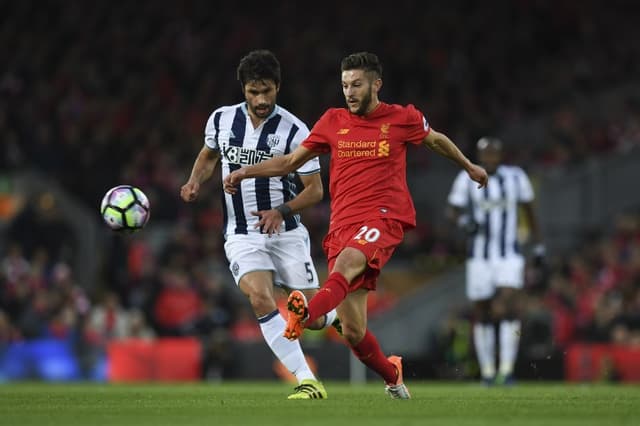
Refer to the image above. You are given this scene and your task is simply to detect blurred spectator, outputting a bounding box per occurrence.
[431,307,476,380]
[544,212,640,347]
[87,292,132,340]
[152,267,203,336]
[612,288,640,346]
[6,193,75,262]
[229,306,263,343]
[0,310,20,350]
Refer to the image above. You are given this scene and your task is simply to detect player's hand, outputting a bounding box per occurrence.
[251,209,283,236]
[467,164,488,188]
[180,181,200,202]
[223,169,246,194]
[457,214,480,236]
[532,243,546,267]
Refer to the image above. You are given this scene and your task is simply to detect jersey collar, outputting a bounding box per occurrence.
[241,103,280,121]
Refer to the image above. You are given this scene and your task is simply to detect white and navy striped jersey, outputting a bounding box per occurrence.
[448,165,534,260]
[204,102,320,238]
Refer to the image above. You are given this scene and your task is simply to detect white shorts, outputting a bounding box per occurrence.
[465,256,525,301]
[224,224,320,290]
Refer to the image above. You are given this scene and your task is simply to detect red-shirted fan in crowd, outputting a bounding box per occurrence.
[224,52,488,399]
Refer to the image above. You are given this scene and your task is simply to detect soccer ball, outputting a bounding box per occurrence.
[100,185,150,232]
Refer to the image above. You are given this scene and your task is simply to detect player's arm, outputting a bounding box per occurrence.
[446,204,481,237]
[180,145,220,202]
[281,172,323,213]
[445,172,479,235]
[252,172,323,235]
[516,169,544,260]
[423,130,488,188]
[521,201,545,262]
[445,204,463,225]
[223,145,318,194]
[521,202,541,244]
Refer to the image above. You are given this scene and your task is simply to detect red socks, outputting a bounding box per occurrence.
[307,272,396,384]
[350,330,397,384]
[306,272,349,324]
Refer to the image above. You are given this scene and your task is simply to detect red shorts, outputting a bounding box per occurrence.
[322,218,405,291]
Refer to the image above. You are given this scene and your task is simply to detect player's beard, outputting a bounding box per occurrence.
[349,88,373,116]
[250,103,274,119]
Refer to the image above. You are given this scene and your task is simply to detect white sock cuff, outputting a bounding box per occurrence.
[323,309,338,329]
[257,309,280,324]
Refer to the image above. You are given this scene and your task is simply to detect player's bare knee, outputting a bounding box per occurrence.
[497,287,517,301]
[491,299,506,320]
[247,290,277,317]
[474,299,492,323]
[495,287,520,319]
[341,323,366,346]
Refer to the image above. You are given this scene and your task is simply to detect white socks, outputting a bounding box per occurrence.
[473,323,496,379]
[474,320,521,379]
[258,310,316,383]
[499,320,521,376]
[324,309,338,329]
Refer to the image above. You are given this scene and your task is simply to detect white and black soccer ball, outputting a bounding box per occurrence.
[100,185,150,232]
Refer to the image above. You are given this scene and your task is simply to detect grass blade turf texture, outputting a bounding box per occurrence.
[0,382,638,426]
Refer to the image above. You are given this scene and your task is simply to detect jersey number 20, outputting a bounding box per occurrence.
[353,226,381,242]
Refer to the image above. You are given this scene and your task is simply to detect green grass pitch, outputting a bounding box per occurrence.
[0,382,638,426]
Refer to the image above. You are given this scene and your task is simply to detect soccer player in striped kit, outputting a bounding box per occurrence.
[224,52,487,399]
[447,137,544,385]
[181,50,337,399]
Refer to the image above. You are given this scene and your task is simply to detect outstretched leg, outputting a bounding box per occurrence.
[338,290,409,399]
[284,247,366,339]
[240,272,319,389]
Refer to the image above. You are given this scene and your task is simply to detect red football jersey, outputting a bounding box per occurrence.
[302,102,430,231]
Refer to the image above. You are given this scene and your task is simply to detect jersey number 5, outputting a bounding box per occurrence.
[304,262,314,283]
[353,226,381,242]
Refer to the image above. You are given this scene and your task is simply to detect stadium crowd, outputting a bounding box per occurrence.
[1,0,640,379]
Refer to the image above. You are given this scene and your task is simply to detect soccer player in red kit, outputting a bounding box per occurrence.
[224,52,488,399]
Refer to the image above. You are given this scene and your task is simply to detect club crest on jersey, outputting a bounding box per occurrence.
[378,140,390,157]
[231,262,240,276]
[266,134,280,147]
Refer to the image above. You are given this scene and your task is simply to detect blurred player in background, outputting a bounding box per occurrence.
[181,50,338,399]
[447,137,544,385]
[224,52,487,399]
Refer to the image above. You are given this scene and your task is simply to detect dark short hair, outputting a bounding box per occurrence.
[341,52,383,79]
[237,50,281,87]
